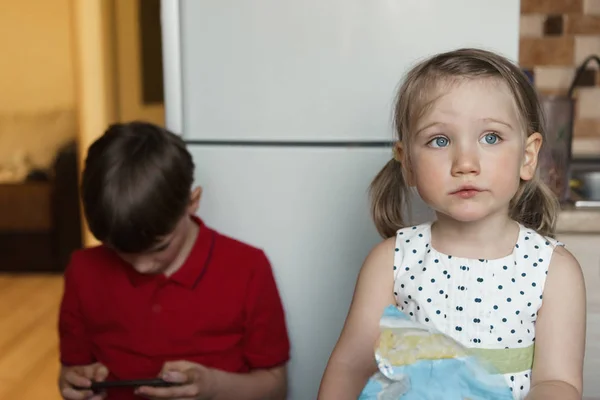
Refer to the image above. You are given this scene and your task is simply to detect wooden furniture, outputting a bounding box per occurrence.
[0,142,82,272]
[0,182,55,271]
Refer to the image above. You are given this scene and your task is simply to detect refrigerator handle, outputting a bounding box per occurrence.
[161,0,184,134]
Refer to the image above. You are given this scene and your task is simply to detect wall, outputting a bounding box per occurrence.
[0,0,77,175]
[520,0,600,154]
[71,0,119,247]
[0,0,75,113]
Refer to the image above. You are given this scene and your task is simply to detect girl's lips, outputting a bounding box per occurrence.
[452,189,481,199]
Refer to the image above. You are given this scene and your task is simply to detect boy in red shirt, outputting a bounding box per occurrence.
[58,122,290,400]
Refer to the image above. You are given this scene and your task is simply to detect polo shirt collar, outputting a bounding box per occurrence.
[126,215,215,289]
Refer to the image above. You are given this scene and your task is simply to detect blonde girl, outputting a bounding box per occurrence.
[318,48,585,400]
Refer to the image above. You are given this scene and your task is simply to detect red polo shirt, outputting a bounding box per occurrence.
[58,217,290,399]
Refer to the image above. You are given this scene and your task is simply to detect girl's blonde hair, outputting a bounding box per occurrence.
[370,48,560,239]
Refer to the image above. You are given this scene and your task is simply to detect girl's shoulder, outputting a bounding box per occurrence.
[515,223,564,252]
[394,222,433,242]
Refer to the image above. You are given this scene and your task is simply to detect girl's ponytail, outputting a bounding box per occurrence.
[369,158,410,238]
[510,176,559,238]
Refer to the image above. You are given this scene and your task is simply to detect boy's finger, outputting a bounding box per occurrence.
[136,383,195,399]
[161,360,193,372]
[162,370,189,383]
[94,364,109,381]
[64,370,92,388]
[61,387,93,400]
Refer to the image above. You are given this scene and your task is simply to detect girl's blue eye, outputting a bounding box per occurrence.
[430,137,449,148]
[482,133,500,144]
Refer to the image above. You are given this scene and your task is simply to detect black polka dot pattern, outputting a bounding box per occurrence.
[391,222,564,399]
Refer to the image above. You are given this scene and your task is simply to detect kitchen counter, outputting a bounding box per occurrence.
[557,205,600,234]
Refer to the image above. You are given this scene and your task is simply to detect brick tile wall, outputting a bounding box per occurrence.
[520,0,600,139]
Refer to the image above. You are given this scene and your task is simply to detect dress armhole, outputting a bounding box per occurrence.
[393,230,405,281]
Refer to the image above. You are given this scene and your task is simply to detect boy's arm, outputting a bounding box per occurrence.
[59,253,97,362]
[58,253,94,366]
[137,250,289,400]
[58,253,107,398]
[195,249,290,399]
[208,364,287,400]
[241,250,290,371]
[137,361,286,400]
[318,238,396,399]
[526,245,586,400]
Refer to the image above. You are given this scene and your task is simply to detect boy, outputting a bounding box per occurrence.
[58,122,290,400]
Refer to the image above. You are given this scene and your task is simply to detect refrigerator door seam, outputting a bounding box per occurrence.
[184,140,393,148]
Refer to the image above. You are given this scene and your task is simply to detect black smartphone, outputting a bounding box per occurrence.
[74,378,179,391]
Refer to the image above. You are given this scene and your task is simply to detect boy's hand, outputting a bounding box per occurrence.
[59,362,109,400]
[135,360,217,400]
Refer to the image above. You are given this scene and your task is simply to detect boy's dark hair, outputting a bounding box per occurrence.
[81,121,195,253]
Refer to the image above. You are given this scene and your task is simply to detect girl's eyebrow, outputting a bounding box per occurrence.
[415,121,444,136]
[416,118,513,135]
[480,117,513,129]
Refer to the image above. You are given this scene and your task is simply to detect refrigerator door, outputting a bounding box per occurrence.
[187,145,433,399]
[174,0,519,142]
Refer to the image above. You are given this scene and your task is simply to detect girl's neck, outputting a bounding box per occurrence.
[430,212,520,260]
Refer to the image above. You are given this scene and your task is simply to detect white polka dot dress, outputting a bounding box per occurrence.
[392,222,562,400]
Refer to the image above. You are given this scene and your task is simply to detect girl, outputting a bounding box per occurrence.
[318,48,586,400]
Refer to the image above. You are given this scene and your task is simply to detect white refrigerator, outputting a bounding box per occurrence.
[160,1,520,398]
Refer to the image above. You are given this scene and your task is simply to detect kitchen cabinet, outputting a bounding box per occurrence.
[556,233,600,399]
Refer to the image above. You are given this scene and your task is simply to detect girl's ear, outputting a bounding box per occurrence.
[521,133,543,181]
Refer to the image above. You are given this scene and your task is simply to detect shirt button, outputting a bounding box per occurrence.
[152,304,162,313]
